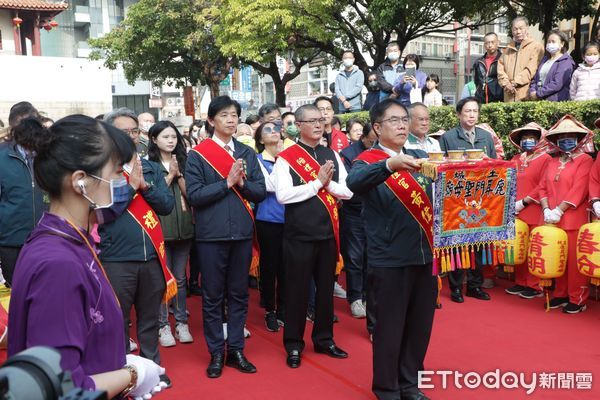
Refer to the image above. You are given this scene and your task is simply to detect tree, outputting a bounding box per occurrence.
[292,0,505,83]
[89,0,231,97]
[212,0,327,106]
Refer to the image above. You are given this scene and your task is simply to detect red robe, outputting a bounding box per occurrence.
[539,153,593,304]
[512,151,551,289]
[589,156,600,203]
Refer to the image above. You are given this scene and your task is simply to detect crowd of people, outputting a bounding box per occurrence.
[330,17,599,112]
[0,15,599,400]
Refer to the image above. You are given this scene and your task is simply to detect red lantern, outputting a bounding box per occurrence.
[43,23,52,31]
[50,20,58,28]
[12,16,23,28]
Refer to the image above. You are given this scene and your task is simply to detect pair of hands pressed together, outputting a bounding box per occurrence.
[227,159,246,189]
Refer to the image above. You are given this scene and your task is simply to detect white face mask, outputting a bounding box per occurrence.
[584,55,599,65]
[546,42,561,54]
[343,59,354,68]
[388,51,400,62]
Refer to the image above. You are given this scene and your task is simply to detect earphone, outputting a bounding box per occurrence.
[77,180,87,194]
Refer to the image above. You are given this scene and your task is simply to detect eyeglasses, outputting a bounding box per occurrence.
[122,128,140,135]
[262,126,282,135]
[318,107,333,112]
[376,117,409,126]
[298,118,327,125]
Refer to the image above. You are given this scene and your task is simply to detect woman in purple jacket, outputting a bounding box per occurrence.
[530,30,575,101]
[8,116,165,399]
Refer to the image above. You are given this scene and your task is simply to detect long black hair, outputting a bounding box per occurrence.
[146,120,188,175]
[25,115,135,199]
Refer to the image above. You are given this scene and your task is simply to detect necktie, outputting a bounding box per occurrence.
[224,144,233,155]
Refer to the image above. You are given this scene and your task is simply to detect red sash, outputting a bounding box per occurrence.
[278,144,341,256]
[123,172,177,303]
[191,139,260,277]
[355,149,433,249]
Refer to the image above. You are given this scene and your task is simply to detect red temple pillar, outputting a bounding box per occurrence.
[183,86,195,117]
[12,12,22,55]
[32,12,41,56]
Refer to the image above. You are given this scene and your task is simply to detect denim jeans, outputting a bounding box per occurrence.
[159,240,192,326]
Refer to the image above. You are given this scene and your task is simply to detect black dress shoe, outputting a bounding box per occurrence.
[450,289,464,303]
[225,350,257,373]
[286,350,301,368]
[466,287,491,300]
[206,353,224,378]
[314,344,348,359]
[402,390,431,400]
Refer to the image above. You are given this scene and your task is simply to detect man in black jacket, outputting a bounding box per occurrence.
[473,32,503,104]
[186,96,266,378]
[101,108,175,387]
[347,99,436,400]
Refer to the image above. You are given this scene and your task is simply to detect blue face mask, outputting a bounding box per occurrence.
[557,138,577,152]
[83,176,131,225]
[520,138,538,151]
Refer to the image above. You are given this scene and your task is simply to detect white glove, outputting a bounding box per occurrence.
[515,200,525,214]
[544,207,563,224]
[126,354,165,399]
[593,202,600,218]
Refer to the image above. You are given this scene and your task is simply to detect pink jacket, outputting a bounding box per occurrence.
[569,62,600,101]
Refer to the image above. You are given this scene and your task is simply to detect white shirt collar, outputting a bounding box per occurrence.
[212,135,235,153]
[378,143,401,157]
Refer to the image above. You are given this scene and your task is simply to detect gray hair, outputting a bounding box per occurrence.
[512,16,529,27]
[103,107,138,127]
[294,104,320,122]
[407,102,428,118]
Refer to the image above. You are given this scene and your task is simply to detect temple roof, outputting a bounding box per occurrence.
[0,0,68,11]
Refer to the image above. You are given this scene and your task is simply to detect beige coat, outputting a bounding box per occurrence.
[497,37,544,102]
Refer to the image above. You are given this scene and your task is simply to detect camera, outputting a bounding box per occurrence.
[0,346,107,400]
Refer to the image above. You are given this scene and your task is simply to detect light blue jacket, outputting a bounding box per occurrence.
[335,66,364,112]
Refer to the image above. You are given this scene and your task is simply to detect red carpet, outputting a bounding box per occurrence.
[145,277,600,399]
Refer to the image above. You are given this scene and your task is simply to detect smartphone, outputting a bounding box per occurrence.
[406,66,416,78]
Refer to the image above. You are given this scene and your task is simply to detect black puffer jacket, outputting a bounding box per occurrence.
[473,51,503,104]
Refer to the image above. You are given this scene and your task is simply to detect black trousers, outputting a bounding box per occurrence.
[283,238,336,353]
[447,250,484,291]
[198,240,252,355]
[0,245,22,287]
[371,265,436,400]
[365,267,377,334]
[340,207,367,304]
[256,221,285,313]
[104,259,166,364]
[189,238,201,285]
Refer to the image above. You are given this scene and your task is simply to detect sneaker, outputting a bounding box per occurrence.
[265,312,279,332]
[175,323,194,343]
[244,325,251,338]
[276,310,285,327]
[547,297,569,309]
[128,338,138,352]
[333,282,347,299]
[223,323,228,341]
[306,308,315,322]
[505,285,527,295]
[563,302,587,314]
[519,288,543,299]
[159,374,172,389]
[482,278,496,289]
[159,325,176,347]
[350,300,366,319]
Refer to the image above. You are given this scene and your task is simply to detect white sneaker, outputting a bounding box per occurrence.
[223,323,228,341]
[244,325,251,338]
[159,325,176,347]
[128,338,138,352]
[350,299,366,319]
[333,282,347,299]
[175,323,194,343]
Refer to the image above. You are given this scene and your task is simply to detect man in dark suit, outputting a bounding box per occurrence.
[347,99,436,400]
[185,96,266,378]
